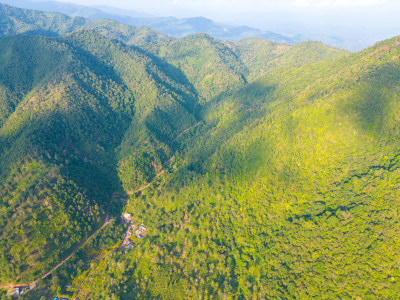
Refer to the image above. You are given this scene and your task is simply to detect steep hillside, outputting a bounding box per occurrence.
[155,33,247,101]
[236,37,348,80]
[0,31,197,285]
[0,3,346,103]
[54,36,400,299]
[153,35,347,102]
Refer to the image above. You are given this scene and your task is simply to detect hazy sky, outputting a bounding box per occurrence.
[53,0,399,29]
[55,0,398,15]
[50,0,400,46]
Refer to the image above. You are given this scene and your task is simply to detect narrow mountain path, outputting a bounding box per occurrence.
[0,194,116,293]
[33,220,111,284]
[0,221,110,291]
[2,106,202,296]
[35,190,119,282]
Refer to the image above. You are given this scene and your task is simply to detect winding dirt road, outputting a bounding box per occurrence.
[0,196,116,293]
[1,111,201,296]
[34,220,111,283]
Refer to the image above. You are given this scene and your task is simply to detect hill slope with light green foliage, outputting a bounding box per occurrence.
[1,3,400,299]
[235,37,347,80]
[33,36,400,299]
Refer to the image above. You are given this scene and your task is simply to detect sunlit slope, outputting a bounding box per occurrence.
[154,33,247,101]
[1,3,399,297]
[172,35,400,297]
[67,35,400,299]
[236,37,348,80]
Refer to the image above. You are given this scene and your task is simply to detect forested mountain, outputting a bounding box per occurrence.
[0,3,172,48]
[153,33,247,101]
[55,34,400,299]
[235,38,347,80]
[0,2,400,299]
[0,30,197,286]
[153,35,346,101]
[0,0,297,44]
[0,4,346,103]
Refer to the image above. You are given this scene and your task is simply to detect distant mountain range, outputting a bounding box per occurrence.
[2,1,400,299]
[0,0,301,44]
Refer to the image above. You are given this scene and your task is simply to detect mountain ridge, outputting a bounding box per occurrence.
[0,30,198,285]
[0,2,173,48]
[1,3,400,298]
[0,0,298,44]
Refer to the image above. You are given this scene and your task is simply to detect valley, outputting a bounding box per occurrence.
[0,2,400,299]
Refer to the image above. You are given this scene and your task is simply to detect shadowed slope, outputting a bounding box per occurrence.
[0,31,198,285]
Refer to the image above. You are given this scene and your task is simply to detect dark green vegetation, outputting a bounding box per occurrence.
[1,3,400,299]
[0,29,196,285]
[154,33,247,101]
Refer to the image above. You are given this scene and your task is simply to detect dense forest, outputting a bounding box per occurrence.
[1,3,400,299]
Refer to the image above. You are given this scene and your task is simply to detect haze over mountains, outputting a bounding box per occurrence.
[1,1,400,299]
[0,0,298,44]
[1,0,399,51]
